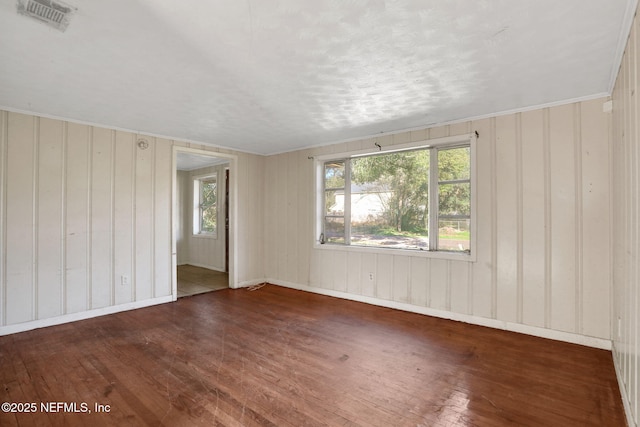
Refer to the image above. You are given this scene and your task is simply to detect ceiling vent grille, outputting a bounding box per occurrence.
[17,0,75,32]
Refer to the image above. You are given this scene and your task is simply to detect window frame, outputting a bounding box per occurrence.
[192,172,219,238]
[314,133,477,261]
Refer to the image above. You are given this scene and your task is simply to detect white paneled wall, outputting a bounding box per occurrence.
[0,113,171,325]
[612,6,640,426]
[0,111,264,333]
[264,97,612,345]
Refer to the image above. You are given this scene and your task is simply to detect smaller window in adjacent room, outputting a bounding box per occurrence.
[317,133,475,257]
[193,173,218,236]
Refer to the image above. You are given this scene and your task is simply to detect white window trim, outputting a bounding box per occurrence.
[314,133,477,262]
[192,171,219,239]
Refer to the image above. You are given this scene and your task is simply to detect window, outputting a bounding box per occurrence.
[193,173,218,236]
[318,134,475,255]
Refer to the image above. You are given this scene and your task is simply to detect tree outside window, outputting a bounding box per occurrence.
[321,139,472,253]
[193,174,217,236]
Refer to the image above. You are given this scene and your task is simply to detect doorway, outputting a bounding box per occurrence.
[172,147,237,299]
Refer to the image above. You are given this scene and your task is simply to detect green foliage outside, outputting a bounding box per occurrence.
[438,147,471,217]
[350,147,470,234]
[201,180,217,233]
[351,150,430,233]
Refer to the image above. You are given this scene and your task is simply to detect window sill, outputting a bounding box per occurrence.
[313,242,475,262]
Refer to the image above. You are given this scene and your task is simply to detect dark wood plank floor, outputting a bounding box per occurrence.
[0,285,626,426]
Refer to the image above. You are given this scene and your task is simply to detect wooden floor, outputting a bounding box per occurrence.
[0,285,625,426]
[177,264,228,298]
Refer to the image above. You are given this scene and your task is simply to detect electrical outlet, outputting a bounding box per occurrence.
[368,272,374,281]
[121,275,129,286]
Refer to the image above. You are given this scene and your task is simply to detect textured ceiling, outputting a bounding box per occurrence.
[176,152,229,171]
[0,0,636,155]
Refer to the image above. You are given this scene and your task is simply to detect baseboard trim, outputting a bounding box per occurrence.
[268,279,612,350]
[0,296,174,336]
[612,343,636,427]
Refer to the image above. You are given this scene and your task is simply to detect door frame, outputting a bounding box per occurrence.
[171,146,238,300]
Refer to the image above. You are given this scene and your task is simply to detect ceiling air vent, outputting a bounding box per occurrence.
[17,0,76,32]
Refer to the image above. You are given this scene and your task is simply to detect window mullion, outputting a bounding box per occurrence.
[344,158,352,245]
[199,181,205,233]
[429,148,439,251]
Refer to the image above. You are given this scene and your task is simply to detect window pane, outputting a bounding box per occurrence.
[201,206,217,233]
[438,219,470,251]
[324,190,344,216]
[349,150,429,250]
[324,217,345,243]
[438,182,470,217]
[201,180,217,207]
[438,147,470,181]
[324,161,345,189]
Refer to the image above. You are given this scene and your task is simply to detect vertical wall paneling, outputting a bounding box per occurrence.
[392,255,410,304]
[515,114,524,324]
[264,156,277,280]
[495,114,518,323]
[346,252,361,295]
[630,31,636,406]
[37,118,64,320]
[246,152,265,283]
[90,128,113,309]
[360,252,376,297]
[630,31,637,423]
[32,117,39,320]
[449,260,469,315]
[625,44,632,397]
[6,113,35,324]
[114,132,133,305]
[134,136,153,301]
[376,254,393,301]
[286,151,298,284]
[332,251,348,293]
[154,139,171,298]
[573,104,584,334]
[60,123,67,315]
[0,112,6,325]
[297,151,311,285]
[111,131,117,306]
[612,3,640,425]
[543,108,552,329]
[521,110,546,328]
[489,118,498,319]
[151,139,156,298]
[175,170,188,265]
[625,39,634,398]
[65,123,89,314]
[470,118,493,319]
[234,154,244,282]
[410,256,428,306]
[549,104,577,333]
[276,154,287,280]
[581,99,611,339]
[87,127,93,310]
[429,259,447,310]
[621,33,630,401]
[317,250,331,289]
